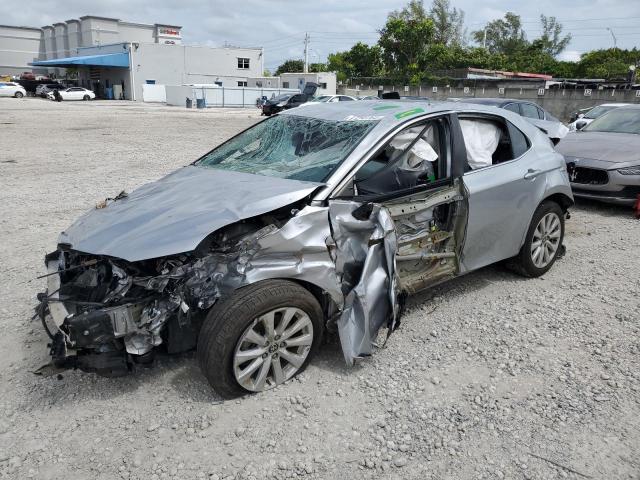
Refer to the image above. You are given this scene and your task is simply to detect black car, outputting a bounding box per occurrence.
[262,82,319,116]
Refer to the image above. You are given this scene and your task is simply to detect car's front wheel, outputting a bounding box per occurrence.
[14,92,23,98]
[197,280,323,398]
[509,201,565,277]
[83,95,90,101]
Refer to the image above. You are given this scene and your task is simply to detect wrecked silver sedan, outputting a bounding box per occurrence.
[37,100,573,397]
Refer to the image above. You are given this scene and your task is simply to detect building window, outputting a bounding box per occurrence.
[320,83,327,89]
[283,82,289,88]
[237,58,250,69]
[237,81,248,87]
[256,81,263,87]
[214,81,223,87]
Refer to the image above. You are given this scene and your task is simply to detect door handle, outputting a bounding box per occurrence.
[524,168,541,180]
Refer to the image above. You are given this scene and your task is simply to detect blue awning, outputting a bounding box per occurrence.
[31,52,129,68]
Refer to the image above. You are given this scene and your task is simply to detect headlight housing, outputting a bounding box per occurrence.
[617,166,640,175]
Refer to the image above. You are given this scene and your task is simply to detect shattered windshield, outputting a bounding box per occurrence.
[196,114,379,182]
[583,109,640,135]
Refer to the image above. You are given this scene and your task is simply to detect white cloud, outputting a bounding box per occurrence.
[1,0,639,69]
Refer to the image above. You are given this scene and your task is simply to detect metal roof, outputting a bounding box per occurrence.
[31,52,129,68]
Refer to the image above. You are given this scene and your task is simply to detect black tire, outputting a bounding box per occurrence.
[197,280,324,398]
[14,92,23,98]
[508,201,565,278]
[83,95,90,101]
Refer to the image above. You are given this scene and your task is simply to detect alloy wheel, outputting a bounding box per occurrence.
[233,307,313,392]
[530,212,561,268]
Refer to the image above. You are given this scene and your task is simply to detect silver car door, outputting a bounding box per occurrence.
[327,114,468,365]
[459,113,546,273]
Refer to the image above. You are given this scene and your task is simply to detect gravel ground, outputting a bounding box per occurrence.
[0,98,639,480]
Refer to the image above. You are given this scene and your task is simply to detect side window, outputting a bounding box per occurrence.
[521,103,541,119]
[329,97,340,103]
[506,121,530,157]
[460,116,531,171]
[349,119,449,196]
[290,94,304,103]
[536,106,545,120]
[339,96,354,101]
[504,103,520,115]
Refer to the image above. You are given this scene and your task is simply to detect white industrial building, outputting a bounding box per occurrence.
[1,15,264,100]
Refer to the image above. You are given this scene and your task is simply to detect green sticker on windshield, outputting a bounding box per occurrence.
[395,107,425,119]
[373,104,400,111]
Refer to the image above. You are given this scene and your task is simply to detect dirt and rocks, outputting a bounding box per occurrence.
[0,98,638,480]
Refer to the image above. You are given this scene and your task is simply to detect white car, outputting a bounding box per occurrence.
[309,95,357,103]
[568,103,632,131]
[47,87,96,101]
[0,82,27,98]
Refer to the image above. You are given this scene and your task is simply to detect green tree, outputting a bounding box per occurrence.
[275,59,304,75]
[429,0,465,46]
[327,51,353,82]
[575,48,640,79]
[472,12,527,56]
[538,15,571,56]
[378,0,435,81]
[309,63,327,73]
[327,43,383,81]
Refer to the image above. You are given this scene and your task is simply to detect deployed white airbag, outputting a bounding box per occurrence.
[460,119,501,169]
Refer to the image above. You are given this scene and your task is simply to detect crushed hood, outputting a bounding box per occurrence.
[59,166,321,262]
[556,131,640,167]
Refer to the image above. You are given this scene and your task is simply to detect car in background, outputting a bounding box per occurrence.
[459,98,568,143]
[358,95,379,100]
[261,82,319,116]
[568,106,593,123]
[38,100,572,397]
[308,94,356,103]
[0,82,26,98]
[568,103,632,131]
[556,105,640,206]
[36,83,66,98]
[47,87,95,101]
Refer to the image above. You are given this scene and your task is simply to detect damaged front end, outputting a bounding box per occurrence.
[37,220,286,376]
[39,249,200,376]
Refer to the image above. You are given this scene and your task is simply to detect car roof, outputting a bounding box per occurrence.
[460,98,534,107]
[279,99,524,130]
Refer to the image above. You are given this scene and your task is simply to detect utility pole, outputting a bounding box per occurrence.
[606,27,617,49]
[303,33,309,73]
[482,28,487,49]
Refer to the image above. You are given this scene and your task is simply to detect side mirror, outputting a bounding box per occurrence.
[577,113,585,119]
[576,121,587,131]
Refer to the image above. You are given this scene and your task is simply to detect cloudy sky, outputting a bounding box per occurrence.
[2,0,639,71]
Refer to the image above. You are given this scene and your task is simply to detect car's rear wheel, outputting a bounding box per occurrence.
[197,280,323,398]
[508,201,564,277]
[14,92,23,98]
[83,95,90,101]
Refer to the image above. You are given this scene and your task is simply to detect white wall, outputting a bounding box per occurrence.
[142,83,166,102]
[131,43,263,101]
[0,26,42,75]
[279,72,336,95]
